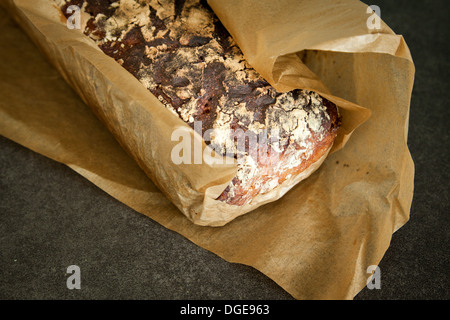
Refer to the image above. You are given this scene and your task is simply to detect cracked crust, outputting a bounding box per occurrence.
[57,0,341,206]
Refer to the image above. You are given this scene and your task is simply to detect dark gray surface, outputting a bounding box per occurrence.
[1,0,449,300]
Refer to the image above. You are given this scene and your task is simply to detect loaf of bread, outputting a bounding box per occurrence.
[56,0,341,206]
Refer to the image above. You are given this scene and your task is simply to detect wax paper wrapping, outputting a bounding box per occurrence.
[0,0,415,300]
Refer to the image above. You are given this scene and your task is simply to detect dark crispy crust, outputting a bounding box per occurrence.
[59,0,341,206]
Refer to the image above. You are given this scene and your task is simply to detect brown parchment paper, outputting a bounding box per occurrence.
[0,0,415,299]
[0,0,238,227]
[1,0,369,227]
